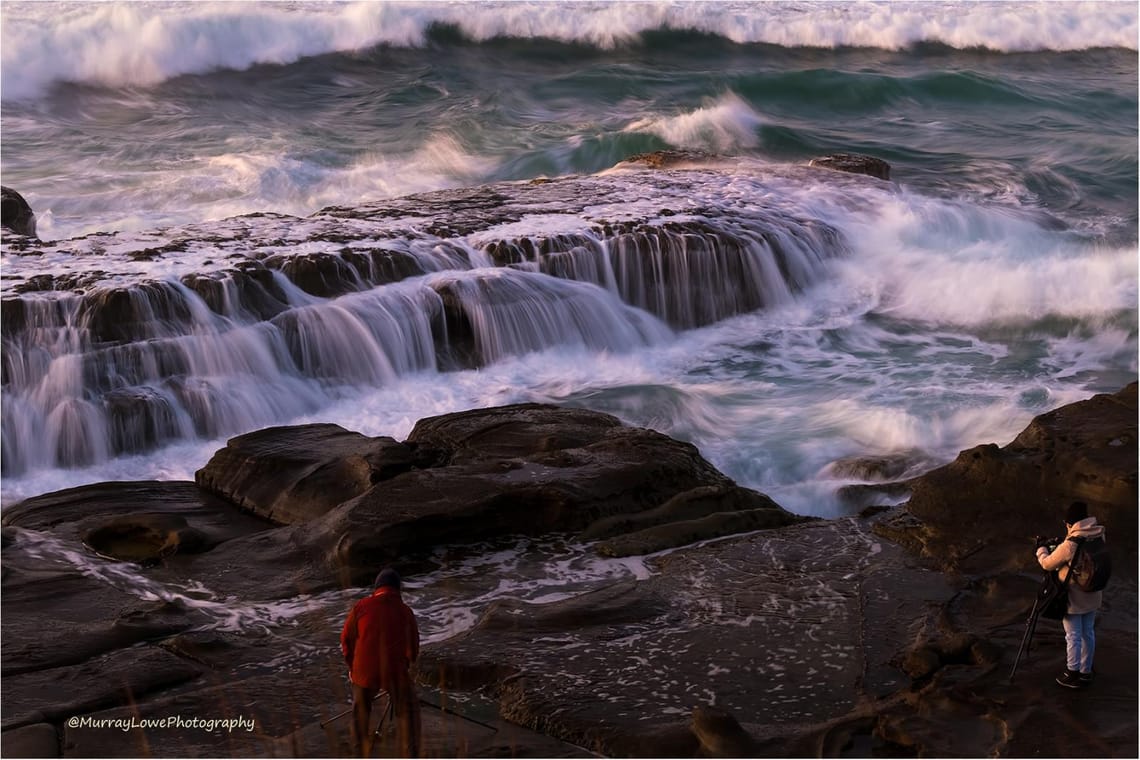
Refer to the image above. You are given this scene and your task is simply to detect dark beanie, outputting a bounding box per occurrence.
[1064,501,1088,524]
[375,567,401,590]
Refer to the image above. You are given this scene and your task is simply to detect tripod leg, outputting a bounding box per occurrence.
[370,691,393,758]
[1009,598,1043,683]
[373,698,393,739]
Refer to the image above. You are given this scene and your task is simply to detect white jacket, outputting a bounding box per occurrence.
[1036,516,1105,615]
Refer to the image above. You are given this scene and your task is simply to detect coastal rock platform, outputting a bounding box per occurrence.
[2,388,1136,758]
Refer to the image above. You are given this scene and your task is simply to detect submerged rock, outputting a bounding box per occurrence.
[821,449,934,482]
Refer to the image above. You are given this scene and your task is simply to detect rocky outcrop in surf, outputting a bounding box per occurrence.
[808,153,892,181]
[192,404,813,587]
[1,186,36,238]
[1,161,858,475]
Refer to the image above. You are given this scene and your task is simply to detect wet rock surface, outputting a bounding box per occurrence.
[310,404,740,585]
[0,162,851,318]
[808,153,892,181]
[1,186,37,238]
[195,424,435,525]
[422,517,953,756]
[3,481,274,562]
[2,392,1138,757]
[0,533,211,682]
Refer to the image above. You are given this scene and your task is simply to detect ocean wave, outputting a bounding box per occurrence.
[623,92,765,153]
[835,193,1140,327]
[3,1,1136,101]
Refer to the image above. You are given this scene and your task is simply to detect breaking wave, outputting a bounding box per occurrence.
[3,1,1136,100]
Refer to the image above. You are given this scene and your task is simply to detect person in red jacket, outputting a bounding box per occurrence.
[340,567,421,757]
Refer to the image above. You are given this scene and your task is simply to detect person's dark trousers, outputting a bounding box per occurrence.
[351,684,379,757]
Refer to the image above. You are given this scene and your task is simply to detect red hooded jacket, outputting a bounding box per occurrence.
[340,587,420,690]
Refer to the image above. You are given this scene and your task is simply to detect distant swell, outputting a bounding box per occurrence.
[3,1,1136,100]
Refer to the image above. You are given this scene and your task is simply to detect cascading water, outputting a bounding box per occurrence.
[1,166,853,476]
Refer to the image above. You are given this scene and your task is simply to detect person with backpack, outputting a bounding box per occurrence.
[341,567,422,757]
[1035,501,1109,689]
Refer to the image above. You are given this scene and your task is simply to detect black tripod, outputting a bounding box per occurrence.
[1008,560,1075,682]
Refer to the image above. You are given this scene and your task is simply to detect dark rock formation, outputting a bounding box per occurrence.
[824,451,936,513]
[1,186,36,238]
[2,481,275,558]
[312,404,745,584]
[808,153,891,181]
[7,403,790,601]
[263,251,364,298]
[195,424,437,525]
[75,282,196,343]
[192,404,744,587]
[583,484,814,557]
[581,483,788,540]
[182,265,291,322]
[406,403,623,465]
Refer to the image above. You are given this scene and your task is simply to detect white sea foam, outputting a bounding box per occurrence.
[3,1,1135,101]
[836,190,1140,326]
[624,92,765,153]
